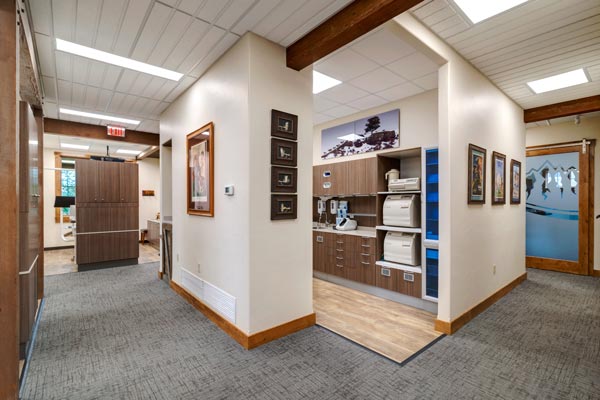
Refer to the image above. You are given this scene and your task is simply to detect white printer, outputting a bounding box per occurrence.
[384,232,420,266]
[388,177,420,192]
[383,195,420,227]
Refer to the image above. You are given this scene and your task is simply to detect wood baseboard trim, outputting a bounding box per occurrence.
[593,270,600,277]
[170,280,315,349]
[435,272,527,335]
[158,271,163,280]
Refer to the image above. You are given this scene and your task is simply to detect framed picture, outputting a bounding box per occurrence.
[271,138,297,167]
[271,195,297,220]
[468,144,486,204]
[492,152,506,205]
[271,109,298,140]
[187,122,214,216]
[271,166,297,193]
[510,159,521,204]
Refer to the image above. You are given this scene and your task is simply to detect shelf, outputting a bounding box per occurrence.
[376,225,421,233]
[312,194,376,198]
[347,213,376,217]
[377,191,421,195]
[376,260,422,273]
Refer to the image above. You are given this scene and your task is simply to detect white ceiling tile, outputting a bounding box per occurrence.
[52,0,76,41]
[147,11,192,66]
[129,97,149,115]
[163,19,211,70]
[107,92,127,113]
[142,77,169,99]
[130,2,172,61]
[30,0,52,35]
[314,95,340,113]
[71,83,86,105]
[55,52,72,81]
[231,0,283,36]
[35,33,56,77]
[141,99,161,117]
[413,72,438,90]
[265,0,326,43]
[160,0,178,6]
[154,102,171,115]
[314,112,334,125]
[215,0,254,30]
[352,28,417,65]
[326,104,360,119]
[197,0,230,24]
[116,70,140,93]
[153,80,178,101]
[347,95,389,110]
[113,0,152,57]
[136,120,160,133]
[71,57,90,85]
[378,82,424,102]
[75,0,102,46]
[177,0,203,15]
[319,84,370,103]
[43,102,58,119]
[102,66,122,90]
[42,76,57,102]
[421,5,455,26]
[120,95,138,114]
[386,52,440,80]
[87,61,107,87]
[129,74,153,97]
[84,86,100,109]
[252,0,304,38]
[315,49,379,81]
[177,26,226,73]
[96,90,113,110]
[350,67,406,93]
[95,0,128,52]
[57,80,72,105]
[188,33,239,78]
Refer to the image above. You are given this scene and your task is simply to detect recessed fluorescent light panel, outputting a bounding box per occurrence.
[56,38,183,81]
[116,149,142,155]
[313,71,342,94]
[59,108,140,125]
[453,0,529,24]
[527,69,589,94]
[61,143,89,150]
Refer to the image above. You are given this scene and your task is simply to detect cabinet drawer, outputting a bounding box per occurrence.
[398,271,422,298]
[375,266,398,292]
[358,237,375,253]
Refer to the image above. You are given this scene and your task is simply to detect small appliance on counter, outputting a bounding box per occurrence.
[385,168,400,182]
[384,232,420,265]
[336,217,357,231]
[388,177,420,192]
[336,200,348,226]
[383,195,420,227]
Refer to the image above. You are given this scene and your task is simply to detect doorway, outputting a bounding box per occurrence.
[525,140,594,275]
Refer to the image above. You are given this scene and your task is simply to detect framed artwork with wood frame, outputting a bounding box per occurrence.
[271,166,297,193]
[468,144,486,204]
[491,151,506,205]
[187,122,214,217]
[510,159,521,204]
[271,138,297,167]
[271,194,297,220]
[271,109,298,140]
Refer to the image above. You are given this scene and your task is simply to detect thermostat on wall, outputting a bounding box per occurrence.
[224,185,234,196]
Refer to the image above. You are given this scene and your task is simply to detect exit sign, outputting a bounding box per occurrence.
[107,125,126,137]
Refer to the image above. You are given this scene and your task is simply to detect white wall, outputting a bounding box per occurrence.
[526,115,600,271]
[313,89,438,165]
[43,148,64,249]
[160,33,313,334]
[395,14,526,322]
[138,158,160,229]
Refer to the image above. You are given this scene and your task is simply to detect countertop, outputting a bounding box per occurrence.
[312,224,376,238]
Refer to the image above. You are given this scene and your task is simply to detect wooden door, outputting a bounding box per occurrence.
[313,232,326,272]
[98,161,121,203]
[119,163,139,203]
[526,141,594,275]
[365,157,378,194]
[76,159,98,203]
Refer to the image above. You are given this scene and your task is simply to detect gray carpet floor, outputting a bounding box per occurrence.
[22,264,599,400]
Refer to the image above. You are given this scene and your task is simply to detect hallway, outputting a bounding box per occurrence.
[22,265,599,400]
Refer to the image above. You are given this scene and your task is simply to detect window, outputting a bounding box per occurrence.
[54,154,81,222]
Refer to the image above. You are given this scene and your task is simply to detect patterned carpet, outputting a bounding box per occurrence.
[22,264,599,399]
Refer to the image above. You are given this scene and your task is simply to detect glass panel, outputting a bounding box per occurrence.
[526,152,579,261]
[425,248,438,298]
[425,148,439,241]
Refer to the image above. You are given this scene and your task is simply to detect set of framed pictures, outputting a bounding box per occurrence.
[270,110,298,220]
[468,143,521,205]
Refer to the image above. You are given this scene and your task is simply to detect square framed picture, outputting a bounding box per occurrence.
[510,159,521,204]
[271,138,297,167]
[271,166,297,193]
[271,195,297,220]
[492,151,506,205]
[187,122,214,216]
[468,144,486,204]
[271,109,298,140]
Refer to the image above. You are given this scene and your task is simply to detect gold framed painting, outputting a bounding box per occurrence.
[187,122,214,217]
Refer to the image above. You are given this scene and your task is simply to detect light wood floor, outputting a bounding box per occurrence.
[313,278,442,364]
[44,244,161,276]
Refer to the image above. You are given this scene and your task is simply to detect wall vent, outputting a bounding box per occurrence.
[181,268,236,323]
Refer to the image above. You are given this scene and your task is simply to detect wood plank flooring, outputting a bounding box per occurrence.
[313,278,441,364]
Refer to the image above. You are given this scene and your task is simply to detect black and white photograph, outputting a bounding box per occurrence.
[271,166,297,193]
[271,195,297,220]
[271,109,298,140]
[271,138,297,167]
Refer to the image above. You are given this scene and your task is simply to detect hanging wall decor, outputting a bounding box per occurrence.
[492,151,506,205]
[271,166,297,193]
[271,194,297,220]
[187,122,214,216]
[468,143,486,204]
[510,159,521,204]
[271,109,298,141]
[270,109,298,220]
[271,137,297,167]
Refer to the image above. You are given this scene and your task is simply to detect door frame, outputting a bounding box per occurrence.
[526,140,594,275]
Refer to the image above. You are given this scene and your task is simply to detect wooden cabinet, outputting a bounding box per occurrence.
[76,160,139,204]
[119,163,139,203]
[346,158,378,195]
[376,265,399,292]
[98,161,121,203]
[313,158,376,196]
[398,271,422,298]
[76,159,99,203]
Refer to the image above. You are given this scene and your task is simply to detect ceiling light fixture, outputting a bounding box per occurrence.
[56,38,183,81]
[313,71,342,94]
[116,149,142,155]
[60,108,140,125]
[62,160,76,165]
[453,0,529,24]
[527,69,589,94]
[60,142,90,150]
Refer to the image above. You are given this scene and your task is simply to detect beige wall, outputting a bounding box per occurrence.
[313,89,438,165]
[138,158,160,229]
[395,14,526,322]
[526,115,600,270]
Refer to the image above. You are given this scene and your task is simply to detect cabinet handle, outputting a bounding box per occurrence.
[361,262,370,265]
[336,257,343,260]
[361,253,370,257]
[336,241,344,244]
[336,249,344,252]
[361,244,370,248]
[336,264,343,268]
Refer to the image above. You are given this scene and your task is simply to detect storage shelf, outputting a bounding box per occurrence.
[377,191,421,195]
[376,225,421,233]
[347,213,376,217]
[376,260,422,273]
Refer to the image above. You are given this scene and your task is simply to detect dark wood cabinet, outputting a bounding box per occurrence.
[119,163,139,203]
[98,161,121,203]
[76,159,99,203]
[376,265,399,292]
[346,158,377,195]
[313,157,377,197]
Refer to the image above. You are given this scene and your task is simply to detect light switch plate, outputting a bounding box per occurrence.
[224,185,234,196]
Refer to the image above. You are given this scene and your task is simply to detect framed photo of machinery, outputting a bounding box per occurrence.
[271,109,298,141]
[271,194,297,220]
[271,166,297,193]
[271,138,297,167]
[187,122,214,217]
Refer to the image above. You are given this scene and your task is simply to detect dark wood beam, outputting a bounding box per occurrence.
[0,1,20,398]
[524,95,600,123]
[44,118,159,146]
[286,0,424,71]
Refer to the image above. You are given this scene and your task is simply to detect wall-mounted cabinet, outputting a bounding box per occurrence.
[76,160,139,204]
[313,158,377,196]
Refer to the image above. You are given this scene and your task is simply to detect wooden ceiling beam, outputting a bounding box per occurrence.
[524,95,600,123]
[44,118,159,146]
[286,0,425,71]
